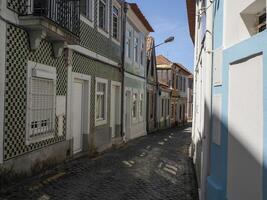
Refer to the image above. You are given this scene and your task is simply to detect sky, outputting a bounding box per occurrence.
[128,0,194,72]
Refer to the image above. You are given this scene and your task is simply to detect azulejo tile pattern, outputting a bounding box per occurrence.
[4,24,67,160]
[72,52,122,129]
[7,0,27,14]
[80,21,121,63]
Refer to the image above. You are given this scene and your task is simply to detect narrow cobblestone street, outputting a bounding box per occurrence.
[1,126,198,200]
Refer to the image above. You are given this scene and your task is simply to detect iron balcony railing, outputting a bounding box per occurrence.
[32,0,80,37]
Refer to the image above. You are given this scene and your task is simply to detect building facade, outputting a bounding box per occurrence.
[68,0,124,154]
[156,55,192,129]
[0,0,80,175]
[146,36,158,133]
[188,0,267,200]
[123,3,154,141]
[0,0,127,177]
[156,55,172,129]
[175,63,192,126]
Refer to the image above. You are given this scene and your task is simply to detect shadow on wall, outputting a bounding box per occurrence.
[191,102,265,200]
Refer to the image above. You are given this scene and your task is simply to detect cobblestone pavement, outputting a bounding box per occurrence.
[1,126,199,200]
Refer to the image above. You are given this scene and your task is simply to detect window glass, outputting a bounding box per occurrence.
[126,30,132,58]
[30,77,55,136]
[81,0,93,21]
[132,93,138,118]
[140,93,143,117]
[112,6,119,39]
[96,82,106,120]
[134,37,139,63]
[99,0,107,30]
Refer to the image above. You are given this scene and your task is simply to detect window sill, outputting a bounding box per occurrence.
[97,27,109,38]
[26,132,55,145]
[112,37,121,46]
[95,119,107,127]
[81,15,94,28]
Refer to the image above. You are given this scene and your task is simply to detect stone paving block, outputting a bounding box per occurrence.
[0,126,199,200]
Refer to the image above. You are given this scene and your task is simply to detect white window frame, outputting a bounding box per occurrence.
[26,61,57,145]
[257,9,266,33]
[133,32,139,65]
[140,33,145,68]
[112,0,121,45]
[97,0,110,38]
[125,25,133,62]
[161,98,165,119]
[139,91,144,121]
[95,77,109,126]
[132,89,138,123]
[80,0,95,28]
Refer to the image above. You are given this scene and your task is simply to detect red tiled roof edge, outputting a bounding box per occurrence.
[128,3,154,32]
[186,0,196,43]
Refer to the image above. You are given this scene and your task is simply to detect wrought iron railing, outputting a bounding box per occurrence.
[32,0,80,37]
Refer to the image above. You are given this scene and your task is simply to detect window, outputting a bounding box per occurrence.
[134,36,139,63]
[179,76,183,91]
[176,75,179,89]
[98,0,109,32]
[126,29,132,58]
[171,104,175,118]
[139,93,144,118]
[183,77,186,92]
[166,99,170,116]
[150,94,154,119]
[81,0,94,21]
[140,36,145,66]
[112,5,120,40]
[161,99,165,117]
[26,61,56,143]
[132,93,138,119]
[172,73,175,88]
[95,78,108,126]
[179,105,182,119]
[258,11,266,33]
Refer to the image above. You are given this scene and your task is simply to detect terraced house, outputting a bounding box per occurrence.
[68,0,124,154]
[123,3,154,141]
[0,0,127,175]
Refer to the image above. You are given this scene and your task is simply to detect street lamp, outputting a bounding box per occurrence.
[149,36,175,51]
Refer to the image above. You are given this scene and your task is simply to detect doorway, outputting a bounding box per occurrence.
[71,73,91,155]
[110,81,121,139]
[124,90,131,140]
[72,79,84,154]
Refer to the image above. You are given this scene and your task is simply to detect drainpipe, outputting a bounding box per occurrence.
[120,1,128,140]
[200,0,214,200]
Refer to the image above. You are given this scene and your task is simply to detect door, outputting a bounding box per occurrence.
[110,84,121,138]
[227,54,263,200]
[125,91,131,140]
[72,80,84,154]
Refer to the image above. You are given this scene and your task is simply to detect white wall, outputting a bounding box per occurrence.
[227,54,263,200]
[224,0,266,48]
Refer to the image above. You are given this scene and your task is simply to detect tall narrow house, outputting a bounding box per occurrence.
[123,3,154,141]
[146,36,158,133]
[0,0,125,176]
[68,0,124,154]
[0,0,80,174]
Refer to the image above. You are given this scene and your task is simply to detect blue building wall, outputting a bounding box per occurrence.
[207,0,267,199]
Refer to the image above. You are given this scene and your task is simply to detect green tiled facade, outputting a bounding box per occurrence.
[4,24,67,160]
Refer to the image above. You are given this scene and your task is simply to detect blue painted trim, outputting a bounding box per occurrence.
[208,30,267,200]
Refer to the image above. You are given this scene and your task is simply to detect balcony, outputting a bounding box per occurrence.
[19,0,80,57]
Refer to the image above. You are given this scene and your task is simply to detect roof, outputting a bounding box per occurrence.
[186,0,196,43]
[174,63,192,76]
[156,55,172,65]
[129,3,154,32]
